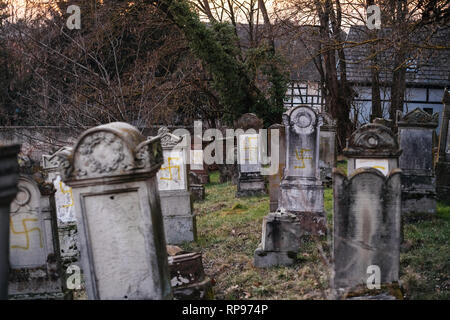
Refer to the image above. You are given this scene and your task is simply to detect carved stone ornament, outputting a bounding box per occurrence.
[344,123,401,158]
[284,105,322,136]
[42,146,73,179]
[397,107,439,128]
[58,122,163,181]
[157,126,183,149]
[320,112,337,130]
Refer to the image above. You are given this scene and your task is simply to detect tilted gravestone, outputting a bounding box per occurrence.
[155,127,196,244]
[58,122,172,300]
[268,124,286,212]
[8,175,64,299]
[435,89,450,204]
[397,108,439,221]
[335,124,402,292]
[254,106,324,267]
[0,145,20,299]
[319,112,336,187]
[236,113,266,197]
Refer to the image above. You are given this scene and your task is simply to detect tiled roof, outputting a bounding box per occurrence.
[343,25,450,87]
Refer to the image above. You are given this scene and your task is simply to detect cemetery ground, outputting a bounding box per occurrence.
[182,170,450,300]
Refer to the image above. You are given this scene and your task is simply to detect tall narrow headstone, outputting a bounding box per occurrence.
[0,145,20,299]
[8,175,64,299]
[254,106,324,267]
[156,127,196,244]
[268,124,286,212]
[236,113,266,197]
[278,106,325,235]
[42,147,83,297]
[397,108,439,221]
[436,89,450,204]
[335,124,402,291]
[319,113,336,186]
[59,122,172,300]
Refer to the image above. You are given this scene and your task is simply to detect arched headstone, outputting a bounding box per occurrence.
[59,122,172,300]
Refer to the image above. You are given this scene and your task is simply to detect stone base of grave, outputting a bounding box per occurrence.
[160,190,196,244]
[253,212,302,267]
[8,292,67,300]
[338,282,404,300]
[401,173,437,222]
[169,252,214,300]
[236,173,266,197]
[190,184,205,202]
[279,182,326,236]
[172,277,214,300]
[8,266,64,299]
[435,162,450,205]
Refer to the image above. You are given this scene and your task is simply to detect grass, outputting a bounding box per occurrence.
[181,171,450,300]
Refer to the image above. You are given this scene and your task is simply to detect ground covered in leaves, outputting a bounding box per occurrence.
[181,171,450,300]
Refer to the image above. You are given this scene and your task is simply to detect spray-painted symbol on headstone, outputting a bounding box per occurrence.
[60,182,74,208]
[294,148,312,169]
[10,217,43,250]
[160,157,181,181]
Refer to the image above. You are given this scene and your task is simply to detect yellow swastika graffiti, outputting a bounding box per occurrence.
[160,157,181,181]
[60,182,74,208]
[294,148,312,169]
[244,137,258,161]
[10,217,43,250]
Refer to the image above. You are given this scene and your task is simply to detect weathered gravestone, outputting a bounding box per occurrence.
[435,89,450,204]
[397,108,439,221]
[254,106,325,267]
[42,147,84,298]
[42,147,80,270]
[155,127,196,244]
[8,175,64,299]
[0,145,20,299]
[319,113,337,187]
[59,122,172,300]
[236,113,266,197]
[334,124,402,292]
[267,124,286,212]
[189,172,205,202]
[168,251,214,300]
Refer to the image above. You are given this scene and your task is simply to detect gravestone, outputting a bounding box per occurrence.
[58,122,172,300]
[334,124,402,291]
[8,175,64,299]
[397,108,439,221]
[344,124,402,176]
[155,127,196,244]
[278,106,325,235]
[189,172,205,202]
[435,89,450,204]
[254,106,324,267]
[319,113,336,187]
[236,113,266,197]
[190,134,210,185]
[42,147,80,271]
[0,144,20,299]
[268,124,286,212]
